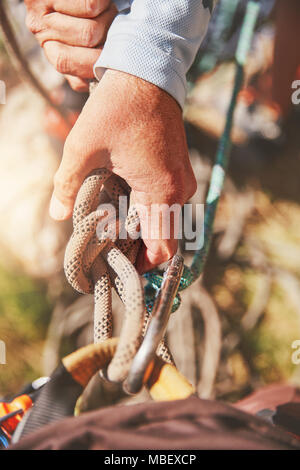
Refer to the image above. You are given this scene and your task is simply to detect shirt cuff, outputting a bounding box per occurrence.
[95,1,212,109]
[112,1,132,12]
[94,34,187,109]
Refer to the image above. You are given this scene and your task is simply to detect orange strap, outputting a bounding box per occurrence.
[62,338,195,401]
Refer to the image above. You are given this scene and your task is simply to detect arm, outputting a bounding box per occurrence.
[25,0,215,272]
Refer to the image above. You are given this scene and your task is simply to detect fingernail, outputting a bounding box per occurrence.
[49,195,69,220]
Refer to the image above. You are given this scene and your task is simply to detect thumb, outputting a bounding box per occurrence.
[136,239,178,274]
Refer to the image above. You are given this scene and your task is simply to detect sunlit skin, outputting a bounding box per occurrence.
[49,70,196,273]
[25,0,117,91]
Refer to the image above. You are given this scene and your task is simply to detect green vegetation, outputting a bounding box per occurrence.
[0,265,52,397]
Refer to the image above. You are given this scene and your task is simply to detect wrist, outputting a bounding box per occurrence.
[103,69,182,113]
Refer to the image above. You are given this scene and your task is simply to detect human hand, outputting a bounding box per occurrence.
[24,0,117,92]
[49,70,197,273]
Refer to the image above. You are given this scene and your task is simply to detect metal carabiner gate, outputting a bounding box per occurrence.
[124,254,184,395]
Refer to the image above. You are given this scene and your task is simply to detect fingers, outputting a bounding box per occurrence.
[52,0,111,18]
[35,8,116,48]
[134,201,181,273]
[64,75,90,93]
[25,0,117,83]
[43,41,102,78]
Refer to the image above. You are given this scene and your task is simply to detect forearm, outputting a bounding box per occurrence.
[95,0,216,108]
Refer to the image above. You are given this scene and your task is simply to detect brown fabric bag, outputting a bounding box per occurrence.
[11,396,300,450]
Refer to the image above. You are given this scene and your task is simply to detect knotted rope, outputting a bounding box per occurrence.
[64,169,172,383]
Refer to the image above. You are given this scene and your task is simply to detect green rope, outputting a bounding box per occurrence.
[145,0,261,314]
[198,0,240,74]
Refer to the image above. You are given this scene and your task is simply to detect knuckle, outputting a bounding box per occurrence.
[54,47,70,74]
[84,0,101,17]
[81,22,99,47]
[25,13,42,34]
[164,173,186,205]
[175,168,197,203]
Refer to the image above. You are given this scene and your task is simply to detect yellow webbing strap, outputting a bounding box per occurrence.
[147,357,195,401]
[62,338,194,401]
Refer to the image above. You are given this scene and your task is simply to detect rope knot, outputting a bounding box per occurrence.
[64,169,146,382]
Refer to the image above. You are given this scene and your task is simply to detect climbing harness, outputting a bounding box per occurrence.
[15,338,194,440]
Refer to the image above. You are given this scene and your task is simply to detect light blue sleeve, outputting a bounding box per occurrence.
[94,1,215,109]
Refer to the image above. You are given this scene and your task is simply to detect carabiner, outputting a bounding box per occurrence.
[123,254,184,395]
